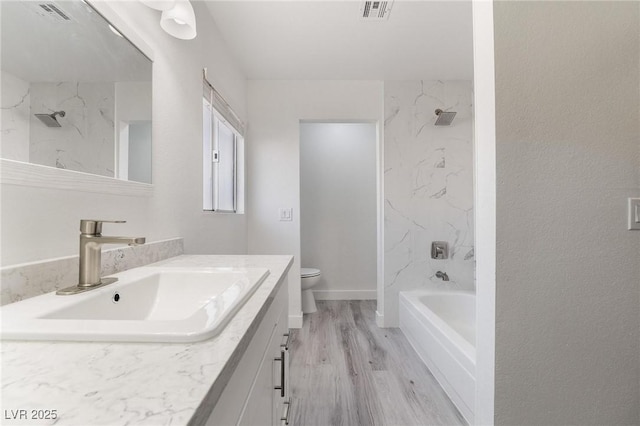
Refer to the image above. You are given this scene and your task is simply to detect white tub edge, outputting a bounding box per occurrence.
[399,290,476,424]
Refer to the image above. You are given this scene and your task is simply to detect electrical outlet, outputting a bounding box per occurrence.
[279,208,293,222]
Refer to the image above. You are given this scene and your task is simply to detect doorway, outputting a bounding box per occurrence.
[299,121,378,301]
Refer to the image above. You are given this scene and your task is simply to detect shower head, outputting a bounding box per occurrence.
[434,109,456,126]
[35,111,66,127]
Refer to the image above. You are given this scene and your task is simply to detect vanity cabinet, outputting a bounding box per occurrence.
[206,278,291,426]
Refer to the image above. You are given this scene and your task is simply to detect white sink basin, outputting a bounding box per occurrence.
[0,266,269,343]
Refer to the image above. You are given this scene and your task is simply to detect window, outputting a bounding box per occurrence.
[203,77,244,213]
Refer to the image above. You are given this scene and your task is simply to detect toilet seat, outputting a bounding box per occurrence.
[301,268,320,278]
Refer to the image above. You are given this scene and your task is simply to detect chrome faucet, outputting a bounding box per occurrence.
[435,271,449,281]
[57,220,145,295]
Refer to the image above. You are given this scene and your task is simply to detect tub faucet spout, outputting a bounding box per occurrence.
[435,271,449,281]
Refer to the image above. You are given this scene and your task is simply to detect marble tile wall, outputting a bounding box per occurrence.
[29,82,115,177]
[1,71,31,161]
[0,238,184,305]
[384,80,474,326]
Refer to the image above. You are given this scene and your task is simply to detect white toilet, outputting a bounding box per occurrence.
[301,268,321,314]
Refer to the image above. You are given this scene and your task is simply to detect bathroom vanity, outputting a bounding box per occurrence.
[0,255,293,426]
[206,266,291,426]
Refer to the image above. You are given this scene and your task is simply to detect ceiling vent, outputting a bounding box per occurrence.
[360,1,393,21]
[25,2,76,23]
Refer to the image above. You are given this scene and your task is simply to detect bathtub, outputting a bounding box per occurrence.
[399,290,475,423]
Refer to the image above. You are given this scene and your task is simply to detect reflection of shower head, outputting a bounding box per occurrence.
[35,111,66,127]
[434,109,456,126]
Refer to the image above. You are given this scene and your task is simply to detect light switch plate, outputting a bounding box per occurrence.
[279,208,293,222]
[628,198,640,230]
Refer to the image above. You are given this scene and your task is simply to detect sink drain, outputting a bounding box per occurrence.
[112,292,121,303]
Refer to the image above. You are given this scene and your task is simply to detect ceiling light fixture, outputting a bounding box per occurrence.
[160,0,197,40]
[140,0,196,40]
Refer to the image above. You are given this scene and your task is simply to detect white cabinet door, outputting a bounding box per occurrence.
[206,279,288,426]
[237,328,278,426]
[272,312,291,426]
[206,276,290,426]
[236,284,288,426]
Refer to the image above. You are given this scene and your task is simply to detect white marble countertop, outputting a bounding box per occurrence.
[1,255,294,426]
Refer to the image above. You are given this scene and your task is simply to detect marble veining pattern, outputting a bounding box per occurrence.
[384,80,474,326]
[0,238,184,305]
[29,82,115,177]
[1,71,31,161]
[1,255,294,426]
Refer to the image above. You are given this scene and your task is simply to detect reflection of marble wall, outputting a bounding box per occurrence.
[384,80,474,326]
[29,82,115,177]
[1,71,31,161]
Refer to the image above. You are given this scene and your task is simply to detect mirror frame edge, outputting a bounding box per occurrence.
[88,1,155,62]
[0,158,153,197]
[0,1,155,195]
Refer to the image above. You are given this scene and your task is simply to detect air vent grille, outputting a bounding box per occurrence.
[360,1,393,20]
[25,2,76,23]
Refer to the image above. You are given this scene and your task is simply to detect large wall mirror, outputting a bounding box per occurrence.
[1,0,153,184]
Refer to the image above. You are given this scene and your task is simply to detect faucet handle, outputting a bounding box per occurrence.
[80,220,126,235]
[431,241,449,259]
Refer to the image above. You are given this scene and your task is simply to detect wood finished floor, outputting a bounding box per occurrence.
[289,300,466,426]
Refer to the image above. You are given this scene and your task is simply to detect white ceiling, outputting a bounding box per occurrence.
[204,0,473,81]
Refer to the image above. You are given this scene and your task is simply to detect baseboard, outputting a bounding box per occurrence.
[375,310,385,328]
[312,290,377,300]
[288,311,303,329]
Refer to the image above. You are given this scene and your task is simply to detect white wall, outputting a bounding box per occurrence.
[115,82,153,183]
[1,1,248,266]
[493,2,640,424]
[300,122,377,300]
[247,80,384,327]
[1,71,30,161]
[384,80,474,326]
[128,121,152,184]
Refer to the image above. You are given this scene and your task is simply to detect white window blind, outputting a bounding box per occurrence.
[202,71,245,214]
[202,70,245,136]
